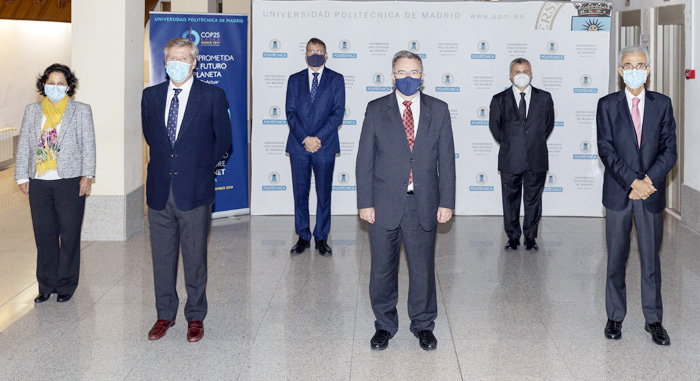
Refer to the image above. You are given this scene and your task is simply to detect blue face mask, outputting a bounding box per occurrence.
[166,61,192,83]
[394,76,422,97]
[306,54,326,68]
[44,85,68,102]
[623,69,647,89]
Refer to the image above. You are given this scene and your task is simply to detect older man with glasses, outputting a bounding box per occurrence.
[285,37,346,256]
[356,50,455,351]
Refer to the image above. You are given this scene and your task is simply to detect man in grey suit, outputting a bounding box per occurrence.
[356,50,456,351]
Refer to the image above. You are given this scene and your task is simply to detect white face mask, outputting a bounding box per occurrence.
[512,73,531,89]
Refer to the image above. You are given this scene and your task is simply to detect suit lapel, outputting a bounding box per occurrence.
[57,99,76,147]
[176,79,203,144]
[615,90,639,150]
[33,104,44,142]
[640,91,655,150]
[507,87,526,126]
[385,92,411,154]
[155,83,169,141]
[313,70,329,103]
[414,93,431,149]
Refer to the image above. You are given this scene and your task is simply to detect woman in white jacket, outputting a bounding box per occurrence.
[14,63,96,304]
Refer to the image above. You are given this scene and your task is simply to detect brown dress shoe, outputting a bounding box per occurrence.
[148,319,175,340]
[187,321,204,342]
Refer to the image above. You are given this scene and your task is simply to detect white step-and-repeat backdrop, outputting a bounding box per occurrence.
[251,1,611,216]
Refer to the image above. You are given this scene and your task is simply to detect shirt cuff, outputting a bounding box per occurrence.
[16,179,29,185]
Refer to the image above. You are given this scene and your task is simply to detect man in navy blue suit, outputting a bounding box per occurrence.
[141,38,232,342]
[597,45,677,346]
[286,37,346,256]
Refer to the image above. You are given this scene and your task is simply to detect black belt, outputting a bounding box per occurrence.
[407,190,414,195]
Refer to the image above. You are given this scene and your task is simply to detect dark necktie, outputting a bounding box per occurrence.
[402,100,415,185]
[310,72,319,102]
[518,92,527,121]
[167,88,182,147]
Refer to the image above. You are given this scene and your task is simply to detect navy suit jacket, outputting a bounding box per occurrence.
[489,86,554,173]
[356,92,456,232]
[285,67,345,155]
[596,89,677,213]
[141,78,232,211]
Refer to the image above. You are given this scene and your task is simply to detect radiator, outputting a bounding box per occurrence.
[0,128,15,162]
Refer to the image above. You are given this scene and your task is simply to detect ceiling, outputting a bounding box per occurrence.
[0,0,161,25]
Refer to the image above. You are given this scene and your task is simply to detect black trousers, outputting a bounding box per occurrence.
[499,170,546,241]
[148,188,211,322]
[605,201,664,324]
[28,177,85,296]
[368,194,437,336]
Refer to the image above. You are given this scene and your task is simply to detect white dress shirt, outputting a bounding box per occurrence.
[396,91,420,191]
[17,116,61,184]
[308,66,325,91]
[625,87,646,130]
[512,84,532,118]
[164,75,194,140]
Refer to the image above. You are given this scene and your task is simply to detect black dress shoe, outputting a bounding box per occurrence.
[315,240,332,256]
[416,330,437,351]
[370,329,391,350]
[604,319,622,340]
[645,322,670,346]
[34,294,51,303]
[290,238,310,255]
[56,294,72,303]
[505,239,519,251]
[525,239,539,251]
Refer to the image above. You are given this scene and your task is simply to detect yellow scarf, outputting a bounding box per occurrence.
[37,97,68,176]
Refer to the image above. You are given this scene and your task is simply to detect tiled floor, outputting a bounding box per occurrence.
[1,166,700,380]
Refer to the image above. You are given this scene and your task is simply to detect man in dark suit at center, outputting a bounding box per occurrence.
[286,37,346,256]
[597,45,676,346]
[356,50,455,351]
[489,58,554,251]
[141,37,232,342]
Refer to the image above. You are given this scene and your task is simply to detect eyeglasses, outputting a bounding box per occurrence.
[306,49,326,55]
[621,63,647,70]
[393,70,423,78]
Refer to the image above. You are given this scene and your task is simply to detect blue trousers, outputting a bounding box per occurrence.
[289,153,335,241]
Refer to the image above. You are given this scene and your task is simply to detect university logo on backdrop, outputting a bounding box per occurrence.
[367,72,390,92]
[573,140,598,160]
[263,38,287,58]
[333,172,355,191]
[471,40,495,60]
[262,172,286,191]
[540,41,564,61]
[470,107,489,126]
[469,172,494,192]
[342,106,356,125]
[408,40,426,58]
[544,172,563,192]
[334,39,357,59]
[574,74,598,93]
[436,73,460,93]
[572,3,612,31]
[263,105,286,125]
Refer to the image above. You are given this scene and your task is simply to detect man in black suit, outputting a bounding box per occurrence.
[285,38,345,256]
[489,58,554,251]
[356,50,455,351]
[141,37,232,342]
[597,45,677,346]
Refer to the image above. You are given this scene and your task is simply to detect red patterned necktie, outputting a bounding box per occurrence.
[403,100,414,185]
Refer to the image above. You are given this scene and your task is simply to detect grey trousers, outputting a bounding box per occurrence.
[148,189,211,322]
[605,200,664,324]
[368,194,438,336]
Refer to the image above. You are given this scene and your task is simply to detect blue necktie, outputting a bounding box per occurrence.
[310,72,319,102]
[167,88,182,147]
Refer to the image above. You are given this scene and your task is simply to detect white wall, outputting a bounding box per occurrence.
[611,0,699,190]
[0,20,71,134]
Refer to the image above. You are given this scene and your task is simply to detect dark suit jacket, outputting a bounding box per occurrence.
[285,67,345,155]
[596,90,677,213]
[141,78,232,211]
[489,86,554,173]
[356,92,456,232]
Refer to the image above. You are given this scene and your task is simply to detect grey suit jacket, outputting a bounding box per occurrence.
[15,99,96,180]
[356,91,456,231]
